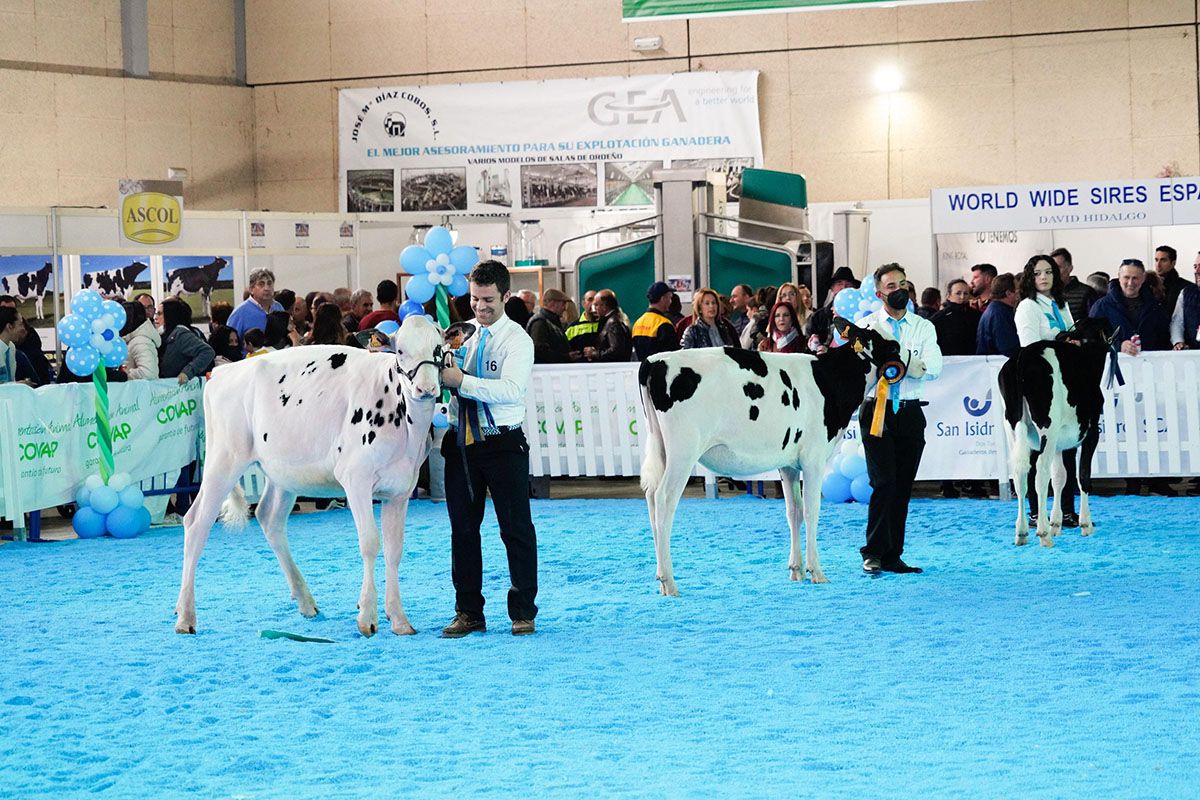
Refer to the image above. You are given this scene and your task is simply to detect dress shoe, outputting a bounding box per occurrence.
[441,612,486,638]
[862,557,882,575]
[511,619,535,636]
[1027,513,1038,528]
[1061,512,1080,528]
[881,559,923,574]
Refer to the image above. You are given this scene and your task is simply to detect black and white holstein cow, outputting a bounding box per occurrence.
[998,316,1114,547]
[166,258,226,318]
[0,263,53,319]
[639,320,903,594]
[82,261,149,301]
[175,315,443,637]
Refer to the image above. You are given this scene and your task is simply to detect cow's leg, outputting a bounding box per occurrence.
[174,455,251,634]
[35,294,43,320]
[1032,435,1056,547]
[203,289,212,319]
[344,481,381,637]
[800,463,828,583]
[1048,448,1067,536]
[255,482,317,618]
[651,458,693,596]
[1010,425,1031,546]
[1077,427,1100,536]
[379,494,416,635]
[779,466,805,581]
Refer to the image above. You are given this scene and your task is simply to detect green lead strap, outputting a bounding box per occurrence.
[260,630,337,643]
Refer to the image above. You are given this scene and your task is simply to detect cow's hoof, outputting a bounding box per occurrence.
[299,602,318,618]
[358,621,378,637]
[175,620,196,634]
[658,579,679,597]
[1038,534,1055,548]
[809,570,829,585]
[1081,526,1094,537]
[788,567,802,582]
[391,621,417,636]
[1014,534,1028,546]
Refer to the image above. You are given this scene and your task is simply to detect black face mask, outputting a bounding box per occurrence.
[885,288,910,310]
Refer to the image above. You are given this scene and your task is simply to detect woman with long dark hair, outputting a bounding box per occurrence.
[308,302,349,345]
[1014,253,1079,528]
[158,298,215,383]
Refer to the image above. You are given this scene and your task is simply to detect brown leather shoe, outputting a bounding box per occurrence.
[511,619,535,636]
[441,612,486,638]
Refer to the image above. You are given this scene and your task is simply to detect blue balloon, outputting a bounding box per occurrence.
[89,486,119,515]
[103,336,128,368]
[400,244,432,276]
[397,299,425,322]
[57,315,90,348]
[448,273,469,297]
[71,289,104,319]
[405,275,436,304]
[851,473,874,504]
[424,226,453,255]
[840,453,867,479]
[108,472,131,491]
[101,300,126,331]
[833,289,860,318]
[821,471,853,503]
[106,504,143,539]
[72,506,106,539]
[75,485,91,509]
[375,319,401,337]
[449,244,479,272]
[118,485,145,509]
[65,346,100,377]
[135,505,152,534]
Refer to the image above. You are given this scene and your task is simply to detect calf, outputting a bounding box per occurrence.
[166,258,226,317]
[82,262,148,300]
[639,320,902,594]
[0,262,53,319]
[175,315,443,637]
[998,317,1114,546]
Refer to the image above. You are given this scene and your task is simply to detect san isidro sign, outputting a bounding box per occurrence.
[931,177,1200,234]
[119,179,183,245]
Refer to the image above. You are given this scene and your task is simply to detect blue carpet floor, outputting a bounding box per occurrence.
[1,495,1197,799]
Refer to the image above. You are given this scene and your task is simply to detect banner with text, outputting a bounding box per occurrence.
[931,176,1200,234]
[935,230,1055,290]
[1,379,204,515]
[623,0,972,21]
[338,72,762,215]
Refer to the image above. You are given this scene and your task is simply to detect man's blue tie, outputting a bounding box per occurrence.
[888,316,903,413]
[458,326,496,446]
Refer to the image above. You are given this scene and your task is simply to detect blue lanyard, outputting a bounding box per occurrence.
[1045,298,1066,332]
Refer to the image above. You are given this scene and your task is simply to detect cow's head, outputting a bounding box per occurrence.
[393,315,442,399]
[833,316,906,384]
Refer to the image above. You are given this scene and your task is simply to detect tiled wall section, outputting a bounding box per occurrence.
[246,0,1200,211]
[0,68,255,209]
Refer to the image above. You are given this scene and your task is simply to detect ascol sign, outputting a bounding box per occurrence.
[119,179,183,245]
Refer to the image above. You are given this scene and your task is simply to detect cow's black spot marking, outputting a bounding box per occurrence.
[305,361,315,370]
[373,413,385,428]
[297,399,303,405]
[793,428,802,444]
[394,414,403,427]
[367,431,377,445]
[329,353,347,369]
[375,399,384,409]
[641,360,702,412]
[779,370,793,389]
[337,446,342,453]
[280,393,291,406]
[406,414,413,424]
[792,388,801,409]
[724,347,768,377]
[387,367,394,382]
[277,374,286,384]
[361,434,367,445]
[781,391,790,406]
[782,428,791,450]
[749,406,759,422]
[262,433,268,442]
[350,408,364,424]
[742,382,764,401]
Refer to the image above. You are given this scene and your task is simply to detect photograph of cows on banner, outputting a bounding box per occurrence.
[0,255,234,334]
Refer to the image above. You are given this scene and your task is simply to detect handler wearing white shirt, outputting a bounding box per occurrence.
[439,260,538,637]
[860,263,943,575]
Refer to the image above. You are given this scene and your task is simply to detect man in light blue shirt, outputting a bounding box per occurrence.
[859,263,943,575]
[226,268,284,344]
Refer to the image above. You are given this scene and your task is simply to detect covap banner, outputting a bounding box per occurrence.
[338,71,762,214]
[1,379,204,515]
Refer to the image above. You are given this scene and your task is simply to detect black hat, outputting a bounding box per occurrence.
[646,281,673,303]
[830,267,860,288]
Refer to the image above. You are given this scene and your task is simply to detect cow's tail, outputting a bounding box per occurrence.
[638,366,666,496]
[218,484,251,531]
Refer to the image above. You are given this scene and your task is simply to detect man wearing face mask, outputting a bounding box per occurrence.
[859,263,943,575]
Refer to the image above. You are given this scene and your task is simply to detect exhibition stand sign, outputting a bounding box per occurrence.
[0,378,203,517]
[622,0,972,20]
[338,71,762,215]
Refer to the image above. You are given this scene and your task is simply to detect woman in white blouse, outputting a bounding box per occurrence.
[1014,254,1079,528]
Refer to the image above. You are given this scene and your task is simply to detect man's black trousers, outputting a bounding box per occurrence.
[441,428,539,622]
[861,400,926,563]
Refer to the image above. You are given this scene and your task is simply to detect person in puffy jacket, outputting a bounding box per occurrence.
[680,287,739,349]
[120,301,160,380]
[158,298,214,383]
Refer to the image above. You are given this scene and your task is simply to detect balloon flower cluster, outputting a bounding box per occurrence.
[56,290,128,374]
[72,473,152,539]
[821,440,873,504]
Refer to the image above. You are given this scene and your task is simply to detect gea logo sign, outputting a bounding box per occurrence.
[119,179,183,245]
[587,90,685,126]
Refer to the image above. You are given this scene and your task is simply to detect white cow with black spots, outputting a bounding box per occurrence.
[639,320,902,595]
[175,315,443,637]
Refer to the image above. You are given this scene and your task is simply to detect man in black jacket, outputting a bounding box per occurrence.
[525,288,572,364]
[584,290,632,362]
[930,279,980,356]
[1051,247,1099,322]
[1153,245,1190,316]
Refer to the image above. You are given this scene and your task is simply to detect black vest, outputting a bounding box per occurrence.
[1183,285,1200,349]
